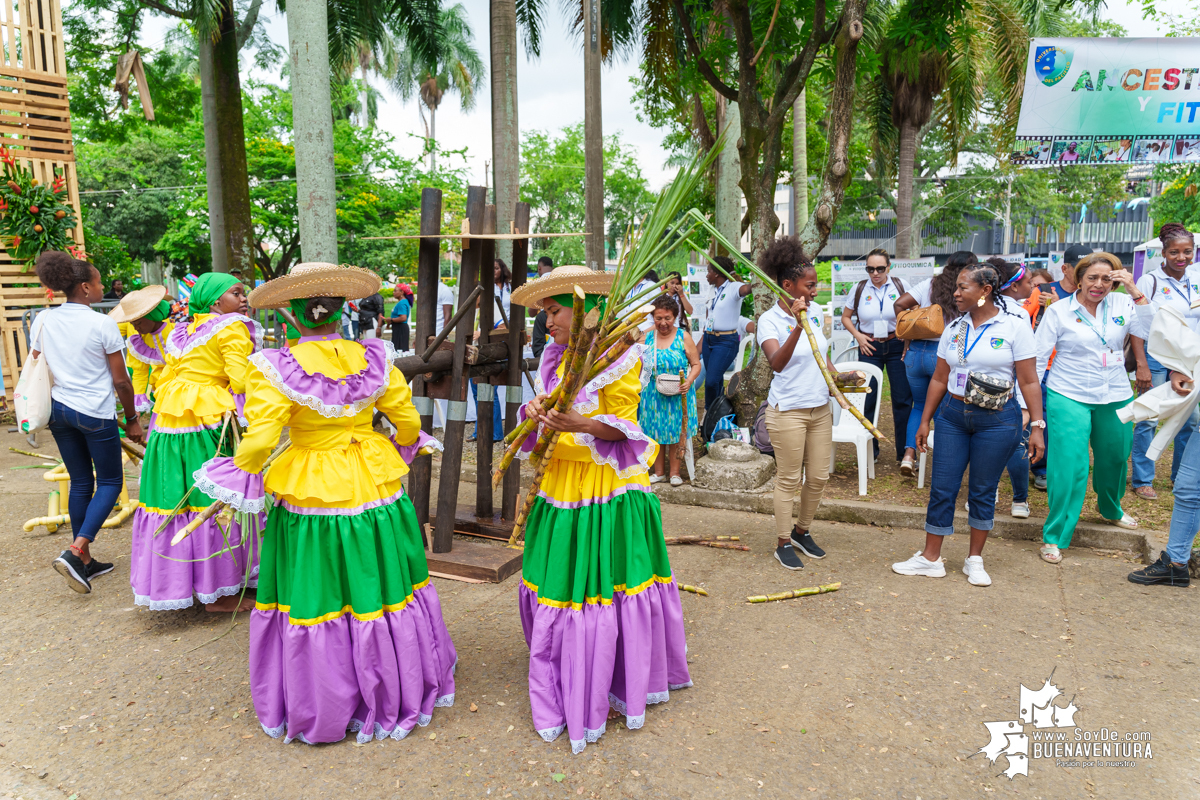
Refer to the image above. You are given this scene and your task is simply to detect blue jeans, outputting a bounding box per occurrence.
[925,396,1023,536]
[902,339,939,451]
[1005,424,1031,503]
[1132,348,1199,487]
[860,336,913,461]
[1166,423,1200,563]
[46,399,124,543]
[701,333,739,413]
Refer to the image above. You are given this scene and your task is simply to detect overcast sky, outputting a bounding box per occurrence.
[128,0,1181,192]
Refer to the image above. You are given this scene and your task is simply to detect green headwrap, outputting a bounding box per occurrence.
[187,273,241,317]
[551,293,602,313]
[144,300,171,323]
[288,297,343,333]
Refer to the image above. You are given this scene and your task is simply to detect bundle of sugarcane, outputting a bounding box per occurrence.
[169,437,292,546]
[746,582,841,603]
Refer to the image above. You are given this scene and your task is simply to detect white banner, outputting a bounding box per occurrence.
[831,258,936,331]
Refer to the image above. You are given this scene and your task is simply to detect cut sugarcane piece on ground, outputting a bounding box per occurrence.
[680,585,709,596]
[834,370,868,387]
[746,582,842,603]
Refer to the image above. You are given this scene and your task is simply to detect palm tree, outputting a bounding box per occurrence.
[392,3,485,173]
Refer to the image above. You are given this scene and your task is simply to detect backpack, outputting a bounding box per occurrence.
[702,393,736,444]
[851,277,906,319]
[752,401,774,456]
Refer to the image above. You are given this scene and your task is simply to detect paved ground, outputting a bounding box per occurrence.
[1,429,1197,800]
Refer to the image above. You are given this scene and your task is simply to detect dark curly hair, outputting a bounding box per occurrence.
[35,250,93,294]
[650,292,678,316]
[300,296,345,327]
[1159,222,1195,247]
[930,250,978,324]
[758,236,816,285]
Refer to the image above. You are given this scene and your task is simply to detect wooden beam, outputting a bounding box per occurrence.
[476,205,497,519]
[408,187,441,528]
[503,201,531,520]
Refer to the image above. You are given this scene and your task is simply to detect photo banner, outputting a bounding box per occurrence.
[831,258,936,331]
[1011,37,1200,165]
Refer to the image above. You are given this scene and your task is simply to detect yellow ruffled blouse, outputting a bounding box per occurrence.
[154,313,258,429]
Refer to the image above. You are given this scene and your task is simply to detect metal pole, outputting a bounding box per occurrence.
[503,202,531,519]
[409,188,442,528]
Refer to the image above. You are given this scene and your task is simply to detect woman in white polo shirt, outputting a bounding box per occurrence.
[1036,252,1152,563]
[841,248,912,464]
[892,251,977,476]
[757,238,849,571]
[701,256,752,415]
[892,263,1044,587]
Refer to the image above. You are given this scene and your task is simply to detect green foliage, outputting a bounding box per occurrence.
[0,153,78,267]
[84,225,142,289]
[520,123,656,265]
[1150,165,1200,232]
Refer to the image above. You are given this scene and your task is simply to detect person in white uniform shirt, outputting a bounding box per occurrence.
[701,256,752,415]
[892,251,977,476]
[435,279,455,336]
[840,248,913,464]
[756,238,849,571]
[893,263,1044,587]
[1130,223,1200,499]
[1034,252,1152,564]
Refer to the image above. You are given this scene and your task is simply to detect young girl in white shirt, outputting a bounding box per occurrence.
[1035,252,1152,563]
[757,238,849,571]
[893,264,1045,586]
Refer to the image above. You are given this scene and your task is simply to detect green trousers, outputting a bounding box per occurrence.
[1043,389,1133,549]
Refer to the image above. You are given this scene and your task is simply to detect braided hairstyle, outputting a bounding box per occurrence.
[35,250,93,294]
[1159,222,1195,248]
[758,236,817,285]
[961,264,1022,319]
[930,250,978,324]
[300,296,345,327]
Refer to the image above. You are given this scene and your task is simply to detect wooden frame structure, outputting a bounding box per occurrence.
[0,0,83,401]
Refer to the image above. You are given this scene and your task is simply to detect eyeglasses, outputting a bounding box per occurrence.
[865,266,888,274]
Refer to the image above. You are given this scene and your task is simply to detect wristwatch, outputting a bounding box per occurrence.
[1030,420,1046,429]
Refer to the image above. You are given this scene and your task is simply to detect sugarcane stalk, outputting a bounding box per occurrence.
[663,535,740,543]
[797,314,887,443]
[169,439,291,546]
[746,582,842,603]
[9,447,58,462]
[680,585,708,596]
[695,541,751,551]
[595,307,652,353]
[835,370,868,387]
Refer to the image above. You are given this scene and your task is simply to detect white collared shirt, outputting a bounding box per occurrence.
[937,311,1036,398]
[706,279,745,332]
[849,277,908,337]
[1036,292,1153,405]
[1135,266,1200,332]
[757,303,829,411]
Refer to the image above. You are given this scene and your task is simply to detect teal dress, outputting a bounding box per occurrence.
[639,328,698,445]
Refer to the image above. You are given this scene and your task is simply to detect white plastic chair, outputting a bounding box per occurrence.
[830,330,859,365]
[917,429,934,489]
[724,332,756,384]
[828,360,884,496]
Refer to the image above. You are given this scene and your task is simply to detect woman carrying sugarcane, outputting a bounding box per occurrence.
[108,285,175,417]
[511,265,691,754]
[130,272,264,612]
[191,262,455,744]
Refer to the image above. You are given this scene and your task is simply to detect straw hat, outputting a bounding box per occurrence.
[108,285,167,323]
[248,262,381,309]
[510,265,613,310]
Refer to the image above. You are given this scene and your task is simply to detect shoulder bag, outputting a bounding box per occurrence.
[653,335,681,396]
[14,316,53,433]
[956,317,1014,410]
[896,304,945,340]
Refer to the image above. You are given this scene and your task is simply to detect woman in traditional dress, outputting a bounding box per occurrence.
[512,265,691,754]
[192,262,456,744]
[639,293,700,486]
[108,285,175,417]
[130,272,263,612]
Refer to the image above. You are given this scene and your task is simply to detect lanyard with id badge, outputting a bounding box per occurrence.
[706,282,731,332]
[952,318,1015,409]
[1073,297,1122,367]
[868,284,890,339]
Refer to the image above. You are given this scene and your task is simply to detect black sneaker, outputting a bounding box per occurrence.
[774,545,804,570]
[791,529,826,559]
[86,559,115,580]
[1128,552,1190,587]
[52,550,91,594]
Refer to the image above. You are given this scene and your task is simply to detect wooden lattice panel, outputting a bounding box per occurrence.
[0,0,81,402]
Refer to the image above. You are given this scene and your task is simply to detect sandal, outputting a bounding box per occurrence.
[1134,486,1157,500]
[1040,544,1062,564]
[1107,512,1139,530]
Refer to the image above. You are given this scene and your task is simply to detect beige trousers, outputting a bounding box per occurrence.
[765,403,833,539]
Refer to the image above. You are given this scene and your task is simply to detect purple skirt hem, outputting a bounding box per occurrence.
[130,508,260,610]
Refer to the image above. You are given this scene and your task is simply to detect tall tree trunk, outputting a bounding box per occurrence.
[429,105,437,173]
[713,94,741,253]
[359,64,371,128]
[287,0,338,264]
[895,119,917,259]
[490,0,519,264]
[212,0,255,276]
[791,87,807,235]
[198,37,227,274]
[583,0,604,270]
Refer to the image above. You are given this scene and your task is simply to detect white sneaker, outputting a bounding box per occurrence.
[650,474,665,484]
[1011,501,1030,519]
[669,475,683,486]
[892,552,946,578]
[962,555,992,586]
